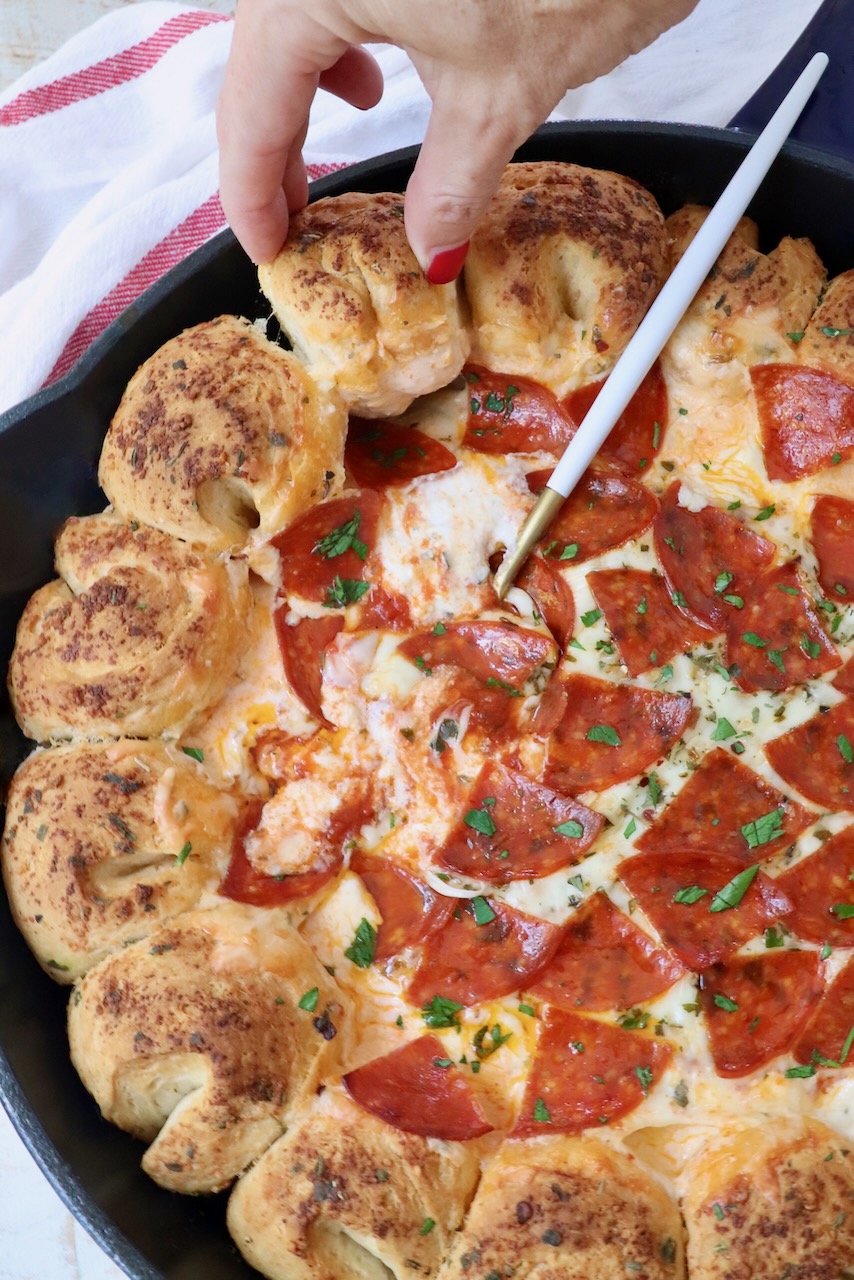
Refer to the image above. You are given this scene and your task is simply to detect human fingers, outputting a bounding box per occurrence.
[318,44,384,110]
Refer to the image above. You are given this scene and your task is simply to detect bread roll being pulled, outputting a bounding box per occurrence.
[258,192,470,416]
[2,740,239,981]
[465,162,668,395]
[440,1135,685,1280]
[227,1089,480,1280]
[99,315,347,552]
[68,902,349,1194]
[8,512,249,742]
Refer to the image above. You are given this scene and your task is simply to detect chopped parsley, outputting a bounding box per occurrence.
[313,511,368,560]
[710,863,760,913]
[741,808,784,849]
[673,885,707,905]
[323,575,370,608]
[471,896,496,926]
[533,1097,552,1124]
[344,918,376,969]
[175,841,192,866]
[298,987,319,1012]
[422,995,464,1029]
[181,746,204,762]
[463,802,497,837]
[586,724,621,747]
[554,818,584,838]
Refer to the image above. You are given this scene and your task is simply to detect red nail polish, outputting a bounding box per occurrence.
[425,241,469,285]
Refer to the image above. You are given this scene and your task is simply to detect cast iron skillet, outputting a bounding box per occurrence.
[1,2,853,1276]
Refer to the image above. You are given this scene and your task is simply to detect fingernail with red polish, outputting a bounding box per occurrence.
[425,242,469,285]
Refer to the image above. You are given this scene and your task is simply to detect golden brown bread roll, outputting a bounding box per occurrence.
[464,161,668,394]
[68,902,349,1194]
[99,315,347,552]
[258,192,470,416]
[798,268,854,383]
[682,1119,854,1280]
[227,1089,480,1280]
[2,740,239,981]
[7,512,249,742]
[439,1135,685,1280]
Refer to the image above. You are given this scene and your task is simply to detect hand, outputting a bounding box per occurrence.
[217,0,698,273]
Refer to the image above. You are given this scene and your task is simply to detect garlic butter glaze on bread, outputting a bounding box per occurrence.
[2,740,238,981]
[464,162,668,395]
[258,192,470,417]
[99,315,348,553]
[227,1090,480,1280]
[68,902,350,1194]
[8,512,249,741]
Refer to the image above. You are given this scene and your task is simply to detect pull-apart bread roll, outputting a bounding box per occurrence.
[99,315,347,552]
[797,266,854,381]
[68,902,349,1194]
[8,512,249,742]
[682,1119,854,1279]
[2,740,238,981]
[258,192,469,416]
[464,162,668,394]
[227,1089,480,1280]
[440,1136,685,1280]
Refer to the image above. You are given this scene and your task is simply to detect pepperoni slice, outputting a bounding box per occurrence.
[356,584,414,632]
[350,853,454,962]
[811,494,854,601]
[654,483,775,630]
[765,699,854,813]
[345,418,457,488]
[219,800,359,905]
[619,852,793,971]
[563,361,668,474]
[588,567,709,676]
[836,660,854,696]
[636,748,813,864]
[398,619,556,691]
[437,761,603,884]
[699,951,824,1078]
[462,367,572,455]
[273,490,381,604]
[512,1007,673,1137]
[528,893,684,1013]
[515,556,575,647]
[542,674,692,794]
[776,827,854,947]
[752,363,854,481]
[725,563,840,693]
[407,899,563,1008]
[274,610,343,727]
[794,957,854,1068]
[344,1034,492,1141]
[527,468,658,564]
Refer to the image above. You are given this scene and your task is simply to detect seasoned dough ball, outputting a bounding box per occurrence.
[99,315,347,552]
[7,512,249,742]
[68,902,349,1194]
[2,740,239,981]
[465,162,668,395]
[227,1089,480,1280]
[799,267,854,382]
[440,1135,685,1279]
[258,192,470,416]
[682,1118,854,1280]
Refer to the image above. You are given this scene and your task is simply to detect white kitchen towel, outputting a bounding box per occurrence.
[0,0,825,416]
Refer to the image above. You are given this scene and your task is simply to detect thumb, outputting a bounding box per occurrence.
[403,74,532,283]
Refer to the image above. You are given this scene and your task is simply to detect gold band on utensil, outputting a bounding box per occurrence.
[494,486,566,600]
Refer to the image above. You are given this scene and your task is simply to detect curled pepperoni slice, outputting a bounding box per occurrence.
[654,483,775,630]
[527,468,658,564]
[437,761,603,884]
[407,899,563,1008]
[726,563,840,693]
[273,490,381,604]
[636,748,813,864]
[344,1034,492,1141]
[345,418,457,488]
[528,893,684,1013]
[811,494,854,602]
[765,699,854,813]
[563,360,668,474]
[274,610,343,727]
[515,556,575,648]
[350,853,454,962]
[542,673,692,794]
[398,619,556,691]
[588,567,709,676]
[775,828,854,947]
[752,363,854,481]
[512,1007,673,1138]
[699,951,824,1078]
[219,800,357,906]
[619,852,792,971]
[794,957,854,1069]
[462,367,572,455]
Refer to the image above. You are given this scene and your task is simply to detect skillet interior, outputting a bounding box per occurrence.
[1,120,853,1280]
